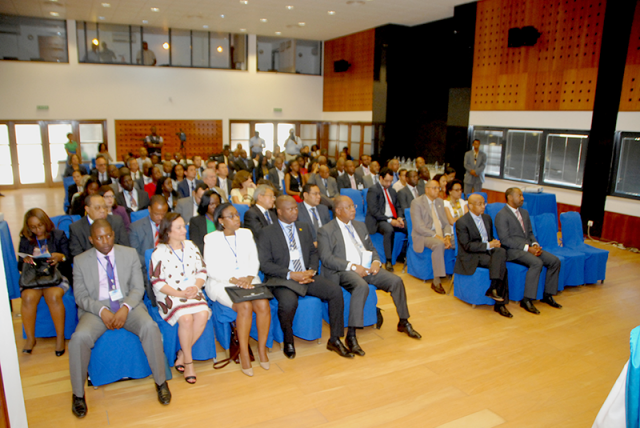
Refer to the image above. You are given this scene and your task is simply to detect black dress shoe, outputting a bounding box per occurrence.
[385,261,394,272]
[397,322,422,339]
[520,299,540,314]
[346,336,365,356]
[431,283,446,295]
[494,305,513,318]
[156,382,171,405]
[72,394,87,418]
[376,307,384,329]
[541,294,562,308]
[327,339,354,358]
[283,343,296,359]
[485,288,504,302]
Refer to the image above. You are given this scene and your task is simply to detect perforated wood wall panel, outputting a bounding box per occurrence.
[471,0,606,111]
[323,29,375,112]
[115,120,222,160]
[619,2,640,111]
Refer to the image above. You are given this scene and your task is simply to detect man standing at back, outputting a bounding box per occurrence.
[463,139,486,194]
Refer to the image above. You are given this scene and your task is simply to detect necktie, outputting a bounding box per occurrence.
[104,256,120,313]
[130,191,137,209]
[413,187,418,198]
[476,216,489,242]
[311,207,320,230]
[350,175,357,189]
[323,179,329,195]
[346,224,365,258]
[190,182,195,195]
[153,223,159,247]
[431,200,443,237]
[287,225,303,272]
[515,208,526,232]
[383,188,397,218]
[265,211,272,225]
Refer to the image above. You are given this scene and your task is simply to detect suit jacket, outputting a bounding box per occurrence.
[454,212,495,275]
[268,167,285,193]
[69,215,130,258]
[234,157,254,174]
[296,202,331,241]
[397,185,423,218]
[189,214,211,255]
[177,179,204,199]
[130,172,145,190]
[257,221,318,296]
[355,165,369,179]
[217,177,233,198]
[129,216,158,304]
[330,168,345,180]
[363,174,377,189]
[365,182,399,234]
[417,179,426,195]
[317,219,379,285]
[67,183,79,204]
[244,205,278,239]
[337,173,365,191]
[91,171,113,186]
[308,174,339,198]
[175,196,197,225]
[409,195,452,253]
[464,149,487,184]
[494,205,537,260]
[115,189,150,215]
[72,245,144,319]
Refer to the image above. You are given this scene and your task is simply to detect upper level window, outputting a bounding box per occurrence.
[614,134,640,198]
[543,133,588,188]
[257,36,322,75]
[472,128,503,176]
[0,14,68,63]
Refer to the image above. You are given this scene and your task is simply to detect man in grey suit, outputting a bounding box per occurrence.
[268,157,286,194]
[337,160,365,191]
[308,165,339,208]
[69,219,170,418]
[129,195,169,306]
[175,182,208,224]
[397,170,423,219]
[355,155,372,179]
[495,187,562,314]
[69,194,129,258]
[317,196,421,355]
[463,139,487,195]
[362,161,380,189]
[409,180,454,295]
[297,183,331,243]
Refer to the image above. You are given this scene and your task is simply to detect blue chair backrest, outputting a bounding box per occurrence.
[131,209,149,223]
[144,248,154,280]
[534,213,559,249]
[340,189,364,217]
[185,224,189,240]
[560,211,584,247]
[362,188,369,214]
[113,162,124,168]
[485,202,504,239]
[63,176,75,211]
[232,204,250,224]
[470,192,488,203]
[404,208,413,246]
[51,215,80,239]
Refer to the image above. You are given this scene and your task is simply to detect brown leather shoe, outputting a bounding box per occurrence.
[431,283,446,295]
[72,394,87,418]
[156,381,171,405]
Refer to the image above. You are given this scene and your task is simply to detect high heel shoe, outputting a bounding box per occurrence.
[258,354,270,370]
[239,354,253,377]
[22,339,36,354]
[55,349,65,357]
[183,362,196,384]
[174,350,185,373]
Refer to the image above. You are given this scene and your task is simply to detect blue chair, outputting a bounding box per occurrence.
[51,215,80,239]
[113,162,124,168]
[271,295,325,343]
[404,208,455,282]
[63,176,75,213]
[21,287,78,340]
[560,211,608,284]
[131,209,149,223]
[233,204,250,225]
[452,228,494,306]
[534,213,585,287]
[340,188,365,222]
[323,284,379,327]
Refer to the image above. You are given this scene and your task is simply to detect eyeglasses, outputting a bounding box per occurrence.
[426,186,441,190]
[221,213,240,219]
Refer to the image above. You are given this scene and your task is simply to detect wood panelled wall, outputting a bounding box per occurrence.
[471,0,606,111]
[323,29,375,112]
[115,120,222,161]
[619,2,640,111]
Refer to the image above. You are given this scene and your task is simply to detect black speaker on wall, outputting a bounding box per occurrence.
[508,26,541,47]
[334,59,351,72]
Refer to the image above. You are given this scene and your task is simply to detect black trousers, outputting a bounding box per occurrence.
[271,276,344,344]
[476,247,509,305]
[376,221,406,261]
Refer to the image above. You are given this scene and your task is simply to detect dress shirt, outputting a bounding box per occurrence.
[98,172,108,183]
[337,170,345,177]
[185,179,197,196]
[192,197,199,217]
[96,248,131,316]
[303,202,323,228]
[256,204,272,224]
[392,180,406,192]
[361,166,370,176]
[470,212,491,250]
[379,183,393,220]
[131,171,142,181]
[337,217,365,270]
[506,204,537,251]
[124,189,139,211]
[407,184,419,198]
[218,178,229,198]
[278,220,306,278]
[348,174,357,189]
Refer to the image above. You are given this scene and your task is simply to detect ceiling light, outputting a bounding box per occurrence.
[328,10,336,15]
[163,42,170,49]
[240,28,246,32]
[298,22,305,26]
[142,20,148,24]
[203,25,209,29]
[50,11,59,16]
[220,14,225,18]
[217,46,223,53]
[151,7,159,12]
[92,38,99,46]
[286,5,294,10]
[98,16,105,20]
[275,31,281,35]
[260,18,267,22]
[101,3,110,7]
[240,0,248,4]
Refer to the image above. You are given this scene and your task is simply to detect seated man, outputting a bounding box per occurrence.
[201,168,228,202]
[268,156,286,194]
[365,167,406,272]
[337,160,365,190]
[115,174,150,215]
[91,155,111,186]
[216,162,233,200]
[396,170,422,219]
[244,184,277,239]
[67,170,84,208]
[308,165,339,209]
[297,183,331,244]
[495,187,562,314]
[129,195,169,305]
[455,195,511,318]
[177,164,204,199]
[69,194,129,259]
[175,182,208,224]
[363,161,380,189]
[318,196,421,356]
[69,219,170,418]
[258,196,353,359]
[409,179,454,294]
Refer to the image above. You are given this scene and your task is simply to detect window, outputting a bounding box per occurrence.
[257,36,322,75]
[230,123,249,151]
[472,129,503,176]
[0,15,68,63]
[0,125,12,185]
[504,130,543,183]
[543,133,588,188]
[614,135,640,197]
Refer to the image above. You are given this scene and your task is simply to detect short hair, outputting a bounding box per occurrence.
[158,212,182,244]
[252,184,273,205]
[126,157,137,168]
[71,169,82,177]
[445,166,456,175]
[302,183,318,196]
[195,182,209,192]
[212,202,234,230]
[150,194,169,208]
[202,168,216,181]
[95,154,108,164]
[232,170,252,189]
[473,139,481,144]
[445,179,463,196]
[84,193,103,208]
[505,187,520,200]
[20,208,54,243]
[98,185,118,207]
[155,176,172,195]
[379,167,393,179]
[398,168,407,175]
[197,190,222,216]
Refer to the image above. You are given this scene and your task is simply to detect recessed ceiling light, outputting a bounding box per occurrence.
[203,25,209,29]
[220,14,225,18]
[163,42,169,50]
[240,28,246,32]
[298,22,305,26]
[142,20,148,24]
[101,3,110,7]
[286,5,294,10]
[240,0,248,4]
[275,31,281,35]
[50,11,59,16]
[98,16,105,20]
[260,18,267,22]
[49,0,58,2]
[151,7,159,12]
[328,10,336,15]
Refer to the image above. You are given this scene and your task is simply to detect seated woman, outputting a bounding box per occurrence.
[99,185,131,232]
[433,173,449,200]
[63,154,88,178]
[230,170,256,206]
[18,209,71,356]
[70,177,100,216]
[144,166,164,199]
[171,164,186,192]
[443,179,468,225]
[150,212,211,384]
[284,160,303,202]
[97,142,113,162]
[302,160,319,186]
[204,203,270,377]
[189,190,222,255]
[255,155,270,182]
[296,155,308,175]
[445,166,456,183]
[155,176,179,212]
[310,144,320,159]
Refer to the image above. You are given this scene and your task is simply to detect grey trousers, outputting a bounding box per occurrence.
[464,178,483,195]
[507,249,561,299]
[421,236,447,279]
[69,304,166,397]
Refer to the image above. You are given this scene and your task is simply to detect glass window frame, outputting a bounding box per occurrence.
[0,14,69,63]
[256,36,323,76]
[611,131,640,201]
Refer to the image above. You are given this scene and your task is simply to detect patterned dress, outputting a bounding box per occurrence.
[150,240,211,326]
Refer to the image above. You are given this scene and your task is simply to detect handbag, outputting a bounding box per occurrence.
[213,321,255,369]
[224,285,274,304]
[19,258,63,289]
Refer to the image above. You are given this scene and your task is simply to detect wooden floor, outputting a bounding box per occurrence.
[3,188,639,428]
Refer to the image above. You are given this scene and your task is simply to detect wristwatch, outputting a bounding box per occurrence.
[350,264,358,271]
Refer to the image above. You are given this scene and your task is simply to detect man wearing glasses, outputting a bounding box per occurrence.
[297,184,331,245]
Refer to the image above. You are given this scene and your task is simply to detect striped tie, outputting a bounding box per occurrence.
[288,225,303,272]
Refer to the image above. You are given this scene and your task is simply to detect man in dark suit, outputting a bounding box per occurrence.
[317,195,421,356]
[268,157,286,194]
[216,162,233,201]
[308,165,339,209]
[297,183,331,243]
[330,158,346,180]
[416,166,431,195]
[177,164,204,199]
[115,174,150,216]
[337,160,365,191]
[69,194,130,258]
[215,146,233,170]
[91,155,112,186]
[455,195,511,318]
[365,167,406,272]
[67,170,84,207]
[397,170,423,218]
[233,150,254,174]
[129,195,169,306]
[258,197,353,359]
[69,219,170,418]
[243,185,277,239]
[495,187,562,314]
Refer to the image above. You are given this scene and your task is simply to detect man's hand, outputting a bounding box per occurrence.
[390,218,404,228]
[352,265,368,278]
[470,170,477,177]
[531,244,543,257]
[111,306,129,329]
[183,286,199,299]
[290,270,314,284]
[100,309,116,330]
[368,261,381,276]
[443,236,453,250]
[489,239,501,249]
